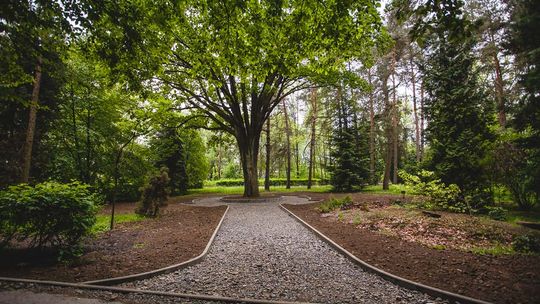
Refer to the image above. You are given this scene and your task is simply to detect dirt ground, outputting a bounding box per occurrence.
[283,193,540,304]
[0,198,226,283]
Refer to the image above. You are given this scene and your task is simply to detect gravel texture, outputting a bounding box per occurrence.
[122,196,447,304]
[0,281,226,304]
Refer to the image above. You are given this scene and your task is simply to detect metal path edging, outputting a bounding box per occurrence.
[279,203,492,304]
[0,277,315,304]
[83,205,230,285]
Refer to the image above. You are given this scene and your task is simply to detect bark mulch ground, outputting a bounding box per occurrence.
[283,194,540,304]
[0,199,227,283]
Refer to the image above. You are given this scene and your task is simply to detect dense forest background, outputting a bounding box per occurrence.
[1,0,538,210]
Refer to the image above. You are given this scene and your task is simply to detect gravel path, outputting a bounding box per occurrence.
[122,196,446,304]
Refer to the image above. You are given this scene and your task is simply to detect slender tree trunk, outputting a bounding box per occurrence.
[85,103,92,183]
[217,141,222,179]
[391,53,398,185]
[264,118,271,191]
[308,88,318,189]
[70,85,84,181]
[382,62,391,190]
[294,99,300,179]
[490,32,506,128]
[21,57,43,183]
[237,132,261,197]
[368,68,376,184]
[420,82,425,158]
[282,100,292,189]
[409,50,421,163]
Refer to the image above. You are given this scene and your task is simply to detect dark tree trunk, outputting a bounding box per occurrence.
[382,60,391,190]
[420,82,425,158]
[308,88,318,189]
[264,118,271,191]
[237,132,261,197]
[409,49,421,163]
[368,68,376,184]
[21,57,42,183]
[490,32,506,128]
[391,55,398,185]
[282,100,292,189]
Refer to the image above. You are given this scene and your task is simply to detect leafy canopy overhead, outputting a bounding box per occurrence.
[85,0,390,133]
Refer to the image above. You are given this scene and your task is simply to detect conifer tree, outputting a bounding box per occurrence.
[417,0,494,206]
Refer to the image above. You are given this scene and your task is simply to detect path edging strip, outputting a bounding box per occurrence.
[83,205,230,285]
[0,277,314,304]
[279,204,492,304]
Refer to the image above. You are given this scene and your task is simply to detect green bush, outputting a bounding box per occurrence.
[399,170,467,213]
[214,178,326,187]
[485,206,508,221]
[0,182,100,251]
[317,196,353,213]
[512,234,540,253]
[136,167,170,217]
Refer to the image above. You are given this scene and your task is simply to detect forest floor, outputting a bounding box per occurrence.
[0,197,226,283]
[283,192,540,304]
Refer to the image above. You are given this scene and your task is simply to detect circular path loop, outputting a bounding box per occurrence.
[121,196,447,304]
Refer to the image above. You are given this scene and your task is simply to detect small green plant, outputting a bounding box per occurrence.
[0,181,100,254]
[512,234,540,253]
[352,214,362,225]
[431,244,446,250]
[399,170,466,213]
[470,244,514,255]
[337,211,344,222]
[136,167,170,217]
[317,196,354,213]
[485,206,508,221]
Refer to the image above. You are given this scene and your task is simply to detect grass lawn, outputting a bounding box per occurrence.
[92,213,145,234]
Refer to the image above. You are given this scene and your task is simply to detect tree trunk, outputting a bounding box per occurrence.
[21,57,43,183]
[409,49,421,163]
[217,141,222,179]
[367,68,376,184]
[491,32,506,128]
[382,59,391,190]
[420,82,425,158]
[282,100,292,189]
[294,99,300,179]
[264,118,271,191]
[308,88,318,189]
[391,55,398,184]
[237,132,261,197]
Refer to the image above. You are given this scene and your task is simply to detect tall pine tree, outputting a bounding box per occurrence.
[329,88,369,192]
[418,0,494,207]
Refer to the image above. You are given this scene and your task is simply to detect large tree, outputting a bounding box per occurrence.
[83,0,389,197]
[416,0,494,206]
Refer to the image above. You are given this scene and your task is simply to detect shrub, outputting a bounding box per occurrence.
[485,206,508,221]
[317,196,353,213]
[136,167,170,217]
[214,178,326,187]
[399,170,466,213]
[512,234,540,253]
[0,182,100,251]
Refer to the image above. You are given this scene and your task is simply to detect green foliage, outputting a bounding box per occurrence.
[215,178,325,187]
[329,97,369,192]
[136,168,170,217]
[507,0,540,209]
[400,170,468,213]
[485,206,508,221]
[418,0,494,209]
[317,196,353,213]
[490,132,538,210]
[512,234,540,254]
[0,182,100,251]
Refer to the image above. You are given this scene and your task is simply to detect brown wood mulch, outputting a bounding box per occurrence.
[0,199,226,283]
[283,196,540,304]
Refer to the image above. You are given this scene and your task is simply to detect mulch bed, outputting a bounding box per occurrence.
[283,194,540,304]
[0,199,227,283]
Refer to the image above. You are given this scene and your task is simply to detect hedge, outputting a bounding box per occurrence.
[215,178,328,187]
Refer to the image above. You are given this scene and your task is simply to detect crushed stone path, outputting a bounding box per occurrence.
[121,196,446,304]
